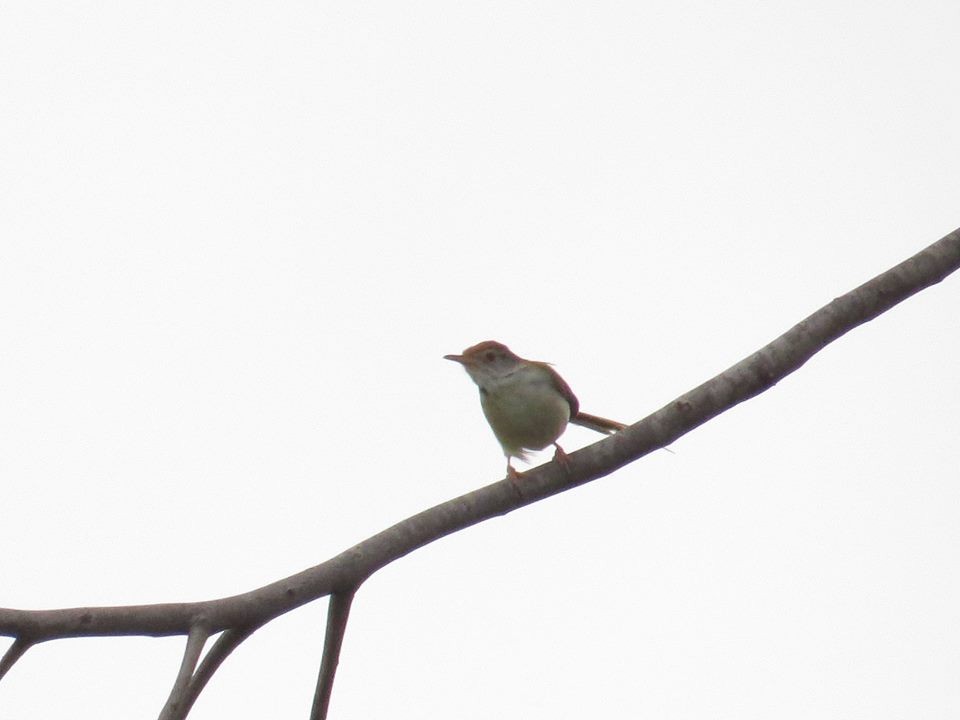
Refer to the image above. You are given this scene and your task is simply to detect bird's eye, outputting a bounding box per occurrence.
[485,352,496,362]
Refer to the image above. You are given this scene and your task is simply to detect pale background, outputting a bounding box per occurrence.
[2,2,959,718]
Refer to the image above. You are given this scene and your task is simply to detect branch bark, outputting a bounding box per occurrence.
[311,592,356,720]
[1,227,957,717]
[159,624,209,720]
[0,638,32,681]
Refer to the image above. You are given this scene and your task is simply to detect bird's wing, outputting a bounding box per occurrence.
[536,361,580,418]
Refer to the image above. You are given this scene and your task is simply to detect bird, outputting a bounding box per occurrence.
[444,340,626,477]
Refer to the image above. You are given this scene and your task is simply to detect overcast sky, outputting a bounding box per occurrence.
[2,2,959,718]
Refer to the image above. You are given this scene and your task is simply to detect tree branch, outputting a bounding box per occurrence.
[168,624,260,720]
[0,638,33,681]
[311,592,356,720]
[159,624,209,720]
[0,227,957,716]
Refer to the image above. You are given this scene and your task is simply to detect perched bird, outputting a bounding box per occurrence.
[444,340,626,477]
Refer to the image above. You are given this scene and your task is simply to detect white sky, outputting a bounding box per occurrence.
[2,2,959,718]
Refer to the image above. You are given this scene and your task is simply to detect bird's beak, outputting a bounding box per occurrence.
[443,353,465,364]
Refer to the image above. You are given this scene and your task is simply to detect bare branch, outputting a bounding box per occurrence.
[0,227,956,716]
[311,592,356,720]
[0,638,33,681]
[166,625,260,720]
[159,624,210,720]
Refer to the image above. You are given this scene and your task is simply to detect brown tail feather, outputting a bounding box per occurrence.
[570,412,627,434]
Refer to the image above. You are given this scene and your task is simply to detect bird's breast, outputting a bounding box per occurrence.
[478,369,571,455]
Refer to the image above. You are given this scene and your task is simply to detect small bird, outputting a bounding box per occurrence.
[444,340,627,477]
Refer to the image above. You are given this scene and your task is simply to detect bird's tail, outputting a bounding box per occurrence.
[570,412,627,435]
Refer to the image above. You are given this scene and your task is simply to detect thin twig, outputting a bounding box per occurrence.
[311,592,356,720]
[158,623,209,720]
[163,625,259,720]
[0,638,33,681]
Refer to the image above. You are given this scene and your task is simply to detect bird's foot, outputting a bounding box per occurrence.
[506,463,524,497]
[552,444,571,475]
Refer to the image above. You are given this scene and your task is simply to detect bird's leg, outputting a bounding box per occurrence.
[505,459,524,497]
[552,443,571,474]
